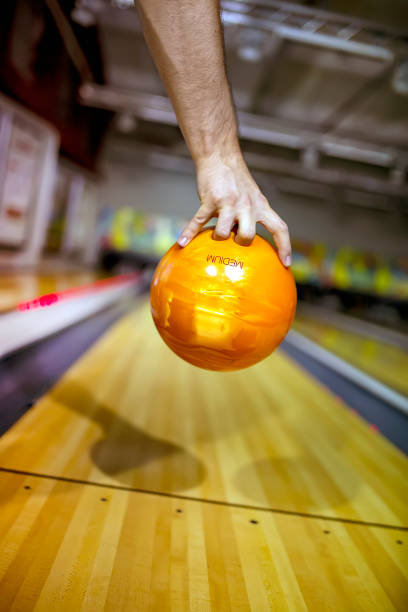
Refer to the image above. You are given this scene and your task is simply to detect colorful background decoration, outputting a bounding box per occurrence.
[98,208,186,257]
[291,239,408,301]
[98,208,408,301]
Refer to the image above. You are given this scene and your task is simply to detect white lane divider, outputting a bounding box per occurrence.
[285,329,408,415]
[0,281,138,359]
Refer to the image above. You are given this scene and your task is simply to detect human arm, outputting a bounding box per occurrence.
[137,0,291,265]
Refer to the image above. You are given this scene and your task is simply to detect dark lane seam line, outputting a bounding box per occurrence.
[1,467,406,532]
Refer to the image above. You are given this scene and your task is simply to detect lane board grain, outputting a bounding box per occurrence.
[0,471,406,611]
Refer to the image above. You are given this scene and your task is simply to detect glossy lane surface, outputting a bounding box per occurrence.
[0,302,407,610]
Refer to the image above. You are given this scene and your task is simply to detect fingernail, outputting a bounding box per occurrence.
[284,256,291,267]
[178,236,188,247]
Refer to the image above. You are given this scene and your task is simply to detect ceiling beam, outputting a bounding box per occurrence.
[104,138,408,205]
[222,9,394,61]
[79,84,407,180]
[223,1,408,38]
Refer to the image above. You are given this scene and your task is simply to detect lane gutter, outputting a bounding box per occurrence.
[285,329,408,415]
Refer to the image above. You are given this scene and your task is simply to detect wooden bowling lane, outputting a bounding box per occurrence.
[0,301,406,529]
[292,314,408,397]
[0,470,407,611]
[0,271,102,312]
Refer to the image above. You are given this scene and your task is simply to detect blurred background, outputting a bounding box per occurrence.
[1,5,408,605]
[0,0,407,445]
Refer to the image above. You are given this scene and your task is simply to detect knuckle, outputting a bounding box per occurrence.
[215,198,237,211]
[210,188,239,203]
[238,230,254,243]
[215,228,230,239]
[193,215,207,225]
[276,219,288,232]
[193,211,209,225]
[197,199,213,213]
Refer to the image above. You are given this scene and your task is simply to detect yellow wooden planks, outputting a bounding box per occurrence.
[0,302,406,528]
[1,300,407,610]
[292,314,408,396]
[0,470,406,612]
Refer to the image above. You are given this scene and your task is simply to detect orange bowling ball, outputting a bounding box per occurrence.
[150,228,297,371]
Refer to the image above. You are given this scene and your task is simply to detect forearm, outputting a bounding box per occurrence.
[138,0,291,263]
[137,0,240,164]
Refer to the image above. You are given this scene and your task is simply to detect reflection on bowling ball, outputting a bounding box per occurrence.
[150,228,297,371]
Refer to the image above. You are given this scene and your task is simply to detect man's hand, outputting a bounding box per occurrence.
[177,152,292,267]
[138,0,292,266]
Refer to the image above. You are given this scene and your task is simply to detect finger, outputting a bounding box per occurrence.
[259,209,291,266]
[177,204,213,247]
[213,207,235,240]
[235,207,256,246]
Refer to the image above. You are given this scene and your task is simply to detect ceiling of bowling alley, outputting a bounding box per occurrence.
[65,1,408,213]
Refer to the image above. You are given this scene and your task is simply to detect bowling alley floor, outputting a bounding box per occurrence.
[0,301,407,610]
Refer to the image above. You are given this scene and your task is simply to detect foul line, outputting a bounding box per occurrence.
[1,466,407,532]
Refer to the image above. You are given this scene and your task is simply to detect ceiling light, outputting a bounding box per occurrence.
[116,113,138,133]
[235,28,268,63]
[111,0,135,8]
[393,60,408,95]
[70,7,96,27]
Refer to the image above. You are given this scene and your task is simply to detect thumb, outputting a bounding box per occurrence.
[177,204,213,247]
